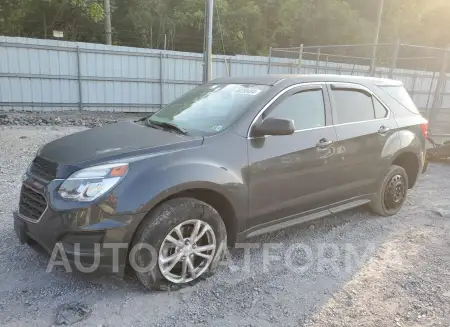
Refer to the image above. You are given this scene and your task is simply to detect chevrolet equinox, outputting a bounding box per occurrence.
[14,75,427,290]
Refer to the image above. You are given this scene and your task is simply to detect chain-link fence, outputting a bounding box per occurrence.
[268,43,450,139]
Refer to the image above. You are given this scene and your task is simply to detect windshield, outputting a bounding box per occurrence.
[147,83,270,136]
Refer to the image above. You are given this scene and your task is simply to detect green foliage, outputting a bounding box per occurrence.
[0,0,106,41]
[1,0,450,55]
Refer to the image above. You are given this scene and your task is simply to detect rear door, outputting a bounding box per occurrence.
[247,84,339,228]
[327,83,398,204]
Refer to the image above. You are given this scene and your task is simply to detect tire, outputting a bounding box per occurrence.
[130,197,227,291]
[370,165,409,217]
[422,160,428,173]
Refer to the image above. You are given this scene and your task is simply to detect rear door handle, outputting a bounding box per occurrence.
[316,138,333,149]
[378,125,391,135]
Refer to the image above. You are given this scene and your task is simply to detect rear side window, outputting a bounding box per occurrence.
[332,90,375,124]
[268,90,325,130]
[379,86,420,115]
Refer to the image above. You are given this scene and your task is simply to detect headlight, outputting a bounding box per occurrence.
[57,163,128,202]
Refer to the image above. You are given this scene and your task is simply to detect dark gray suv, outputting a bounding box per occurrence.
[14,75,427,290]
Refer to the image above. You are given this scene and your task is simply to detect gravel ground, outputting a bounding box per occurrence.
[0,111,146,128]
[1,123,450,327]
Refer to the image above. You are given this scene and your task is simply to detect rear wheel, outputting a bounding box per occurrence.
[370,165,409,216]
[130,197,227,291]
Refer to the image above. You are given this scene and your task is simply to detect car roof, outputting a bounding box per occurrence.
[210,74,403,87]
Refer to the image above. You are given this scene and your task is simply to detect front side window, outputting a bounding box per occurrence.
[267,90,326,130]
[332,90,375,124]
[148,84,270,135]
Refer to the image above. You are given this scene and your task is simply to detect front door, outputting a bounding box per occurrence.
[247,84,339,229]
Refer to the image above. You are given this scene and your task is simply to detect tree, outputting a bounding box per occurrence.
[0,0,105,41]
[1,0,450,59]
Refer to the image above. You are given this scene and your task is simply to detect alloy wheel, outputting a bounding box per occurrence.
[158,219,216,284]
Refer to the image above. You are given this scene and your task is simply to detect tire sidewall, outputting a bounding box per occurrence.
[379,166,409,216]
[131,197,227,291]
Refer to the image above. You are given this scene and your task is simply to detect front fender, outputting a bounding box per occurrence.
[100,157,247,219]
[95,158,248,247]
[137,161,246,215]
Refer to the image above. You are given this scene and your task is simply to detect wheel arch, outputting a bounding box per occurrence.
[390,151,421,189]
[166,188,238,246]
[128,183,240,248]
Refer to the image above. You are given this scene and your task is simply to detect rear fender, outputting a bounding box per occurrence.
[388,129,425,188]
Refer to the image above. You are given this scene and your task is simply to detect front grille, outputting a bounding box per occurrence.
[19,186,47,221]
[29,156,57,181]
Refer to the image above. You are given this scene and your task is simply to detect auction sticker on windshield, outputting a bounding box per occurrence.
[233,86,262,96]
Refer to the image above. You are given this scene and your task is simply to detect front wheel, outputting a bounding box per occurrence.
[130,197,227,291]
[370,165,409,216]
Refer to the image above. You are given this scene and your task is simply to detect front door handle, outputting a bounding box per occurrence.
[316,138,333,149]
[378,125,391,135]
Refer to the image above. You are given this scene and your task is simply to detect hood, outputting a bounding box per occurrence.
[38,122,203,165]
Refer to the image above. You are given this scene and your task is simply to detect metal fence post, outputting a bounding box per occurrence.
[430,47,449,132]
[224,58,229,77]
[298,44,304,74]
[370,50,377,76]
[267,47,272,74]
[389,39,400,79]
[410,72,418,99]
[315,48,321,73]
[76,46,83,111]
[160,51,165,109]
[425,71,436,111]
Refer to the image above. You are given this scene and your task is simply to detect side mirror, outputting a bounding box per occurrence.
[252,118,295,137]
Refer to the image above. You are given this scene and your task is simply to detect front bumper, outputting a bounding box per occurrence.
[14,177,146,276]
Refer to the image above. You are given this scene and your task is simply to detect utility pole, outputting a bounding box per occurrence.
[370,0,384,76]
[104,0,112,45]
[203,0,214,82]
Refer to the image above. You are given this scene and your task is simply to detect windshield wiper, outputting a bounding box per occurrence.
[147,119,189,135]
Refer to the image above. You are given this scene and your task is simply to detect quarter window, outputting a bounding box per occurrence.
[267,90,326,130]
[380,86,419,114]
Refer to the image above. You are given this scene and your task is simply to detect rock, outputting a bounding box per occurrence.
[54,302,92,325]
[0,114,7,119]
[20,136,27,139]
[432,208,450,218]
